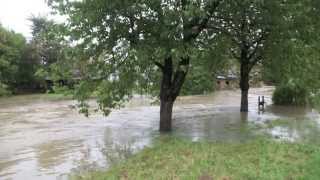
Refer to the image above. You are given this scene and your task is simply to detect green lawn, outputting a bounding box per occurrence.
[76,137,320,180]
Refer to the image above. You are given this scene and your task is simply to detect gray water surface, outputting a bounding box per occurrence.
[0,86,319,180]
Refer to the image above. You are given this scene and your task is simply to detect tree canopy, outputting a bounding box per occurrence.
[46,0,320,130]
[0,24,27,92]
[49,0,226,131]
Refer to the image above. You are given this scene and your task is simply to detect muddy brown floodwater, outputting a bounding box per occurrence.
[0,86,320,179]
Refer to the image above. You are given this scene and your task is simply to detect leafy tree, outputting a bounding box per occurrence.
[0,24,26,93]
[210,0,282,112]
[180,65,214,96]
[16,42,43,91]
[29,16,70,81]
[29,16,76,92]
[49,0,223,131]
[0,82,10,96]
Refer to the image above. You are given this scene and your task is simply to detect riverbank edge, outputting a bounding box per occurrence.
[74,137,320,180]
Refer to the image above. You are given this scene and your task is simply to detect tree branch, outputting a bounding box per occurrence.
[183,0,222,43]
[230,48,241,60]
[154,61,164,70]
[249,54,262,70]
[247,31,267,60]
[172,57,190,99]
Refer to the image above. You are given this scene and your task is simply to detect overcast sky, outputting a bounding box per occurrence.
[0,0,52,39]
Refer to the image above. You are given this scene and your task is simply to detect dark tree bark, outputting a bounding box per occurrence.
[159,56,174,132]
[239,51,250,112]
[160,99,174,131]
[240,87,249,112]
[156,56,189,132]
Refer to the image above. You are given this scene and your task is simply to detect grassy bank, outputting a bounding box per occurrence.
[77,137,320,180]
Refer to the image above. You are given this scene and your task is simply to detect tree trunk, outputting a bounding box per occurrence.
[240,63,250,112]
[157,56,189,132]
[240,89,249,112]
[160,99,174,132]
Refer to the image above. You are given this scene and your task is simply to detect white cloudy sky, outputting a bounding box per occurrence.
[0,0,52,39]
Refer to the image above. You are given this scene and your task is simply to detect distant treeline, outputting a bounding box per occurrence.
[0,16,77,96]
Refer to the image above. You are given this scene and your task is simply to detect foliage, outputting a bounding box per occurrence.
[0,24,26,90]
[262,1,320,106]
[180,47,232,95]
[30,16,74,81]
[17,43,42,86]
[272,80,308,106]
[180,66,214,95]
[29,16,66,67]
[310,91,320,110]
[180,35,233,95]
[213,0,278,62]
[48,0,224,117]
[29,16,82,95]
[0,82,11,97]
[0,18,57,93]
[77,138,320,180]
[52,85,74,95]
[207,0,284,112]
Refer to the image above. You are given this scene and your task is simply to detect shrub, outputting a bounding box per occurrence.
[181,67,214,95]
[0,83,11,97]
[273,81,308,106]
[310,90,320,109]
[52,85,74,95]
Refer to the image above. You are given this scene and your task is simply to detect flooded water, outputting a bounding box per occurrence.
[0,86,320,180]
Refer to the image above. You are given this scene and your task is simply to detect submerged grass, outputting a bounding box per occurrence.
[265,119,292,129]
[77,137,320,180]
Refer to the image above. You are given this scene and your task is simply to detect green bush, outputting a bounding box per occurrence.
[0,83,11,97]
[181,67,214,95]
[310,91,320,109]
[52,85,74,95]
[273,81,308,106]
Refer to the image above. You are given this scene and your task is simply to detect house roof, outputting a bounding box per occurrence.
[216,74,238,80]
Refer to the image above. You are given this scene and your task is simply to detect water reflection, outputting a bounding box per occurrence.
[36,139,84,170]
[173,110,257,142]
[267,105,309,118]
[70,127,155,179]
[0,87,320,179]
